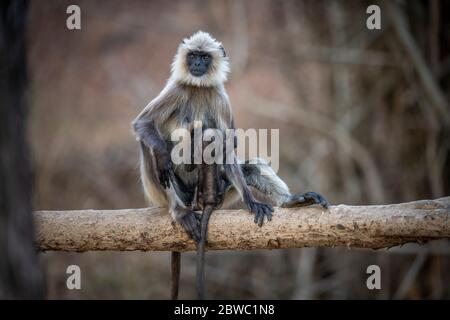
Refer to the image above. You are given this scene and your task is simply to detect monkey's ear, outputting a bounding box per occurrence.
[220,45,226,57]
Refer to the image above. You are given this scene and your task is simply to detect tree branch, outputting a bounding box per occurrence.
[35,197,450,252]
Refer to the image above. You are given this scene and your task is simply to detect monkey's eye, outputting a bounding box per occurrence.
[202,55,210,62]
[188,53,195,60]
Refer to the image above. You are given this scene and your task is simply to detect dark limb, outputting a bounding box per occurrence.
[225,160,274,227]
[223,130,274,225]
[171,251,180,300]
[281,192,329,208]
[133,119,172,188]
[172,206,201,242]
[170,171,196,207]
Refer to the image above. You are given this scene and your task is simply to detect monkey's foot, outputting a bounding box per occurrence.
[177,210,202,242]
[281,192,329,209]
[247,200,274,227]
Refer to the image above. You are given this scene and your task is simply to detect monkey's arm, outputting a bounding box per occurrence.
[222,116,273,225]
[133,96,173,188]
[134,118,172,188]
[224,156,274,227]
[133,118,166,152]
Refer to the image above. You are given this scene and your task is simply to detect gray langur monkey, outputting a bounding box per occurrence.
[132,31,328,299]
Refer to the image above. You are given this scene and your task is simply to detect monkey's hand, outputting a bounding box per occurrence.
[155,150,173,189]
[281,192,329,208]
[247,200,274,227]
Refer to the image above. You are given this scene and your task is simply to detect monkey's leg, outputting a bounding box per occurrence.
[170,205,201,242]
[281,192,328,208]
[156,166,201,241]
[166,182,201,242]
[241,159,329,208]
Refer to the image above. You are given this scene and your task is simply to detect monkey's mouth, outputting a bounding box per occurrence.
[190,69,206,77]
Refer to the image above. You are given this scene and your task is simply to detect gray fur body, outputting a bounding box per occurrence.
[133,31,328,226]
[132,31,328,299]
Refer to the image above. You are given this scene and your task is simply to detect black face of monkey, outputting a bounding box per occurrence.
[187,51,212,77]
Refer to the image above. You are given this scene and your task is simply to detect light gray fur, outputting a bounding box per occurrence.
[133,32,295,220]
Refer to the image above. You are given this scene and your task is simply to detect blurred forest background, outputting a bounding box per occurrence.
[27,0,450,299]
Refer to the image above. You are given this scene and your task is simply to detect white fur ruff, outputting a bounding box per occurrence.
[170,31,230,87]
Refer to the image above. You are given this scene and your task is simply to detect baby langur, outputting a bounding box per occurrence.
[133,31,328,299]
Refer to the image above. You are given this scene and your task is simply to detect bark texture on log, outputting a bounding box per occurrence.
[35,197,450,252]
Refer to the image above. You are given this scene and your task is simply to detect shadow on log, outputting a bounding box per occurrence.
[35,197,450,252]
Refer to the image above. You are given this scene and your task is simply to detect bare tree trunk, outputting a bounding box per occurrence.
[0,0,44,299]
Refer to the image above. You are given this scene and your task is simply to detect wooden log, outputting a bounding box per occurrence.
[35,197,450,252]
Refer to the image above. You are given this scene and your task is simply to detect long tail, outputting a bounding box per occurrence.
[196,205,214,300]
[171,251,181,300]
